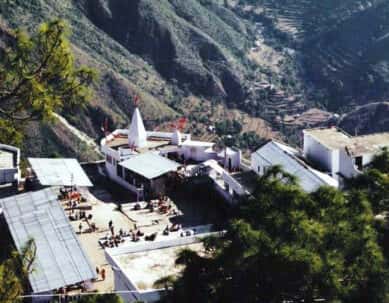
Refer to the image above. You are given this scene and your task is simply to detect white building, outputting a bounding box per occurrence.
[105,228,219,303]
[0,143,20,186]
[178,140,216,162]
[303,128,389,179]
[101,107,243,198]
[251,140,338,192]
[217,147,242,171]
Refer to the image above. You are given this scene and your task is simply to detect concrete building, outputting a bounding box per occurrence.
[0,143,20,186]
[217,147,242,171]
[252,140,338,192]
[118,152,181,199]
[200,159,256,204]
[303,128,389,179]
[105,227,218,303]
[178,140,216,162]
[100,106,244,199]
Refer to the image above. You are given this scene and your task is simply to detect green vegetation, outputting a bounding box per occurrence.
[346,148,389,214]
[161,151,389,303]
[215,119,242,136]
[221,131,265,151]
[0,19,96,145]
[0,240,35,303]
[0,238,123,302]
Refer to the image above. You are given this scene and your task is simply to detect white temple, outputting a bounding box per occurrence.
[128,107,147,148]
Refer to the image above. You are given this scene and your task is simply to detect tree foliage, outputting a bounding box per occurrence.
[346,148,389,213]
[163,166,388,303]
[0,239,36,303]
[0,19,96,145]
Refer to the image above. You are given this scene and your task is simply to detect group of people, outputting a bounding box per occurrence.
[139,196,178,216]
[163,223,182,235]
[100,221,146,248]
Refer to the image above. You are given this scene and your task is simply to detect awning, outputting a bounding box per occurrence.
[28,158,93,187]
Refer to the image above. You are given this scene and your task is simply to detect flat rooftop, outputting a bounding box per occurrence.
[346,132,389,156]
[106,136,170,152]
[304,128,351,150]
[0,150,14,169]
[304,128,389,156]
[113,243,204,290]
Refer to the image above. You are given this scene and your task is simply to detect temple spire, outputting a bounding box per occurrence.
[128,96,147,148]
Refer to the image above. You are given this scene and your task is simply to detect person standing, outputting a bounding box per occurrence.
[78,223,82,234]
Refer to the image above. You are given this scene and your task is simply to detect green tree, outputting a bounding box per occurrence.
[0,239,36,303]
[346,148,389,213]
[164,166,387,303]
[0,19,96,145]
[370,147,389,174]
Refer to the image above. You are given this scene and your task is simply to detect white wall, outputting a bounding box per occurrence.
[303,133,334,173]
[338,149,359,179]
[251,152,271,176]
[105,252,142,303]
[221,149,241,170]
[363,153,375,166]
[0,144,20,185]
[104,160,143,200]
[106,232,223,303]
[223,172,245,196]
[179,146,217,162]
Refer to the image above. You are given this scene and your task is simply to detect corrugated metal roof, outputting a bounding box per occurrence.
[254,141,338,192]
[28,158,93,187]
[119,152,180,179]
[0,188,96,293]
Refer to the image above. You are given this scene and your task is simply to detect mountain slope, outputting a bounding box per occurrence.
[0,0,267,155]
[2,0,389,158]
[339,102,389,135]
[235,0,389,110]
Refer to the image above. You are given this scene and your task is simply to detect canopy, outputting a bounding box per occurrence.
[28,158,93,187]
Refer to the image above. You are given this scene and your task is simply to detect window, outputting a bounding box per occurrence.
[258,166,261,173]
[117,164,123,178]
[355,156,363,171]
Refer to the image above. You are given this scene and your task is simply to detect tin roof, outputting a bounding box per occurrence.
[28,158,93,187]
[254,141,338,192]
[119,152,180,179]
[0,188,96,293]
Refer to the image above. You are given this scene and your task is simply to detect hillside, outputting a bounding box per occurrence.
[1,0,279,158]
[1,0,389,159]
[339,102,389,135]
[234,0,389,110]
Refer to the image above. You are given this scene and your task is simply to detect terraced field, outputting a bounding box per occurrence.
[236,0,389,110]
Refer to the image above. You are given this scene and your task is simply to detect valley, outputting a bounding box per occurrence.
[1,0,389,159]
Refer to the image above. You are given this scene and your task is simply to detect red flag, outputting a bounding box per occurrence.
[134,95,140,107]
